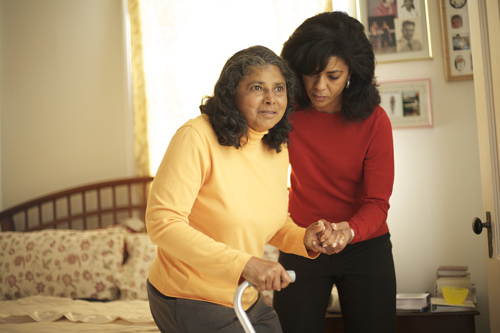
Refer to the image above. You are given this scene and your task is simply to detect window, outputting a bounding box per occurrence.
[129,0,352,174]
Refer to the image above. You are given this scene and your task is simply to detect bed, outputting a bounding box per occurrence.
[0,176,341,332]
[0,176,161,332]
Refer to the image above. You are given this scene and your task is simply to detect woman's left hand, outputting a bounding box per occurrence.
[303,219,332,254]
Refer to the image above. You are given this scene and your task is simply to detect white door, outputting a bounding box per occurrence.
[469,0,500,331]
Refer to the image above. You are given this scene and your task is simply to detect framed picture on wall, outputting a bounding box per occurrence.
[379,78,433,128]
[439,0,473,81]
[356,0,432,63]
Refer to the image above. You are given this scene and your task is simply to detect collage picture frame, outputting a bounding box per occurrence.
[439,0,473,81]
[356,0,432,64]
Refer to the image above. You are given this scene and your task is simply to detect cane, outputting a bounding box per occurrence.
[233,270,296,333]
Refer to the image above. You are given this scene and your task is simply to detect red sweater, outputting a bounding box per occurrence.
[288,106,394,243]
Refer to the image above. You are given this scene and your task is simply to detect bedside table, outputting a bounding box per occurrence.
[324,310,480,332]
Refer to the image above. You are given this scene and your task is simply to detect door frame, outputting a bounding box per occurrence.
[469,0,500,332]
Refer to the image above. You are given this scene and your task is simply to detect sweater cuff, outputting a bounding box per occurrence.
[233,252,254,285]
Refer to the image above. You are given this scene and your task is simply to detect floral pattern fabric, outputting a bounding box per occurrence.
[116,233,157,300]
[0,228,127,301]
[0,227,303,306]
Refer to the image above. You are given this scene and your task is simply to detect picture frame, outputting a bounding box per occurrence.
[356,0,432,64]
[378,78,433,128]
[439,0,473,81]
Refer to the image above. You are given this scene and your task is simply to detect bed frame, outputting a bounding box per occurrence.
[0,176,154,232]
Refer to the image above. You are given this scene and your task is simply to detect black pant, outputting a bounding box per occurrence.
[273,233,396,333]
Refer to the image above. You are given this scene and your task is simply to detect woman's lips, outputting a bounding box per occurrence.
[259,110,277,118]
[312,95,327,102]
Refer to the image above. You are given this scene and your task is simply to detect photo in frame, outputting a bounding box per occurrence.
[379,78,433,128]
[356,0,432,63]
[439,0,473,81]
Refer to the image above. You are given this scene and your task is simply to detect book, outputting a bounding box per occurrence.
[430,297,476,312]
[437,270,470,277]
[396,293,430,312]
[436,265,469,277]
[435,276,472,292]
[437,265,468,271]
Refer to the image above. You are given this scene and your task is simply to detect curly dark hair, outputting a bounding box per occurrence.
[281,11,380,121]
[200,45,297,153]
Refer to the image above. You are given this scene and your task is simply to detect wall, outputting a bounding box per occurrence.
[0,0,490,332]
[0,0,3,209]
[0,0,134,210]
[374,1,489,332]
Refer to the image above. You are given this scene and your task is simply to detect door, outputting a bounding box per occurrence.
[469,0,500,331]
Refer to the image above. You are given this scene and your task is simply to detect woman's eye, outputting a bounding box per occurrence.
[329,76,340,80]
[251,86,262,91]
[275,86,285,92]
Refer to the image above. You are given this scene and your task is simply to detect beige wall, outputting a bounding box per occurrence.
[0,0,134,209]
[0,0,490,332]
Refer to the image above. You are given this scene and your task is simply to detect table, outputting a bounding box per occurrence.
[324,310,480,333]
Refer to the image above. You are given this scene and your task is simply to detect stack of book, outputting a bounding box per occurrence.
[431,265,477,312]
[396,293,430,312]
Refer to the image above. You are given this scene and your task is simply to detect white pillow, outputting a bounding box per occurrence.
[116,233,157,300]
[0,228,127,301]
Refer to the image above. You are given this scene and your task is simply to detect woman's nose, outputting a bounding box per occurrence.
[263,89,275,104]
[314,76,326,90]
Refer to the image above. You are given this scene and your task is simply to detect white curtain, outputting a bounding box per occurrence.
[134,0,351,174]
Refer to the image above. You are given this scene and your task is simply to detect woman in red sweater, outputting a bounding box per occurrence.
[273,12,396,333]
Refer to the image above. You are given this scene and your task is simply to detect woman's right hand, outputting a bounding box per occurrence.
[240,257,292,292]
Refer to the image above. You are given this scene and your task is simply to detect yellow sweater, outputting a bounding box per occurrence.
[146,114,312,310]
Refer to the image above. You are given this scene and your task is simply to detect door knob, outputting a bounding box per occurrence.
[472,211,493,258]
[472,217,491,234]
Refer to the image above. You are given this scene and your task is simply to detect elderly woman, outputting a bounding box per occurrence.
[146,45,342,333]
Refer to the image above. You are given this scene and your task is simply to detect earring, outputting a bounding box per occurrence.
[346,79,350,89]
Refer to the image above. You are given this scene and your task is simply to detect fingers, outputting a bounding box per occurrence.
[305,220,327,250]
[319,222,333,244]
[304,220,353,255]
[266,267,293,291]
[313,219,332,246]
[319,226,344,248]
[332,229,347,247]
[314,219,327,234]
[310,239,329,254]
[242,258,292,292]
[278,270,292,290]
[330,222,351,246]
[315,221,353,254]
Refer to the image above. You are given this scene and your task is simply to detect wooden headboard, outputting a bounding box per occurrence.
[0,176,154,232]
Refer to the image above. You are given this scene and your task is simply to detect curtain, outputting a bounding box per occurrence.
[127,0,150,177]
[128,0,342,176]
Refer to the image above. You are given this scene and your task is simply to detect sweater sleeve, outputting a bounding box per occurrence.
[146,124,251,284]
[349,109,395,242]
[268,213,320,259]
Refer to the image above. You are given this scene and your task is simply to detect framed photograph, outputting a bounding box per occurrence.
[439,0,473,81]
[379,78,433,128]
[356,0,432,63]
